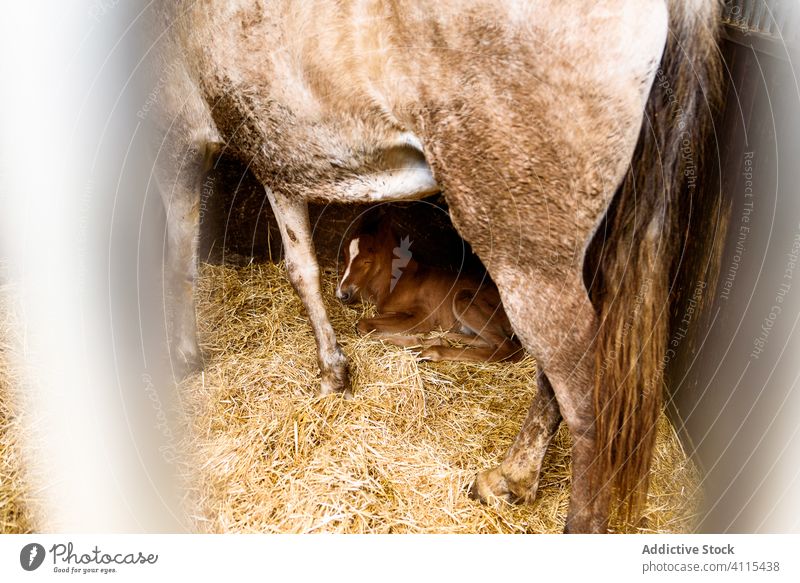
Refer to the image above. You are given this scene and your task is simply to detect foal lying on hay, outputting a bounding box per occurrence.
[336,209,523,363]
[179,262,701,534]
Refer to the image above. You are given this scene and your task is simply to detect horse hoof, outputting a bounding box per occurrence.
[470,466,535,505]
[319,356,351,397]
[469,467,512,505]
[174,341,204,377]
[319,382,352,400]
[419,346,442,361]
[355,321,372,335]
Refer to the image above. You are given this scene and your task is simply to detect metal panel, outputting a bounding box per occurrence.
[723,0,800,45]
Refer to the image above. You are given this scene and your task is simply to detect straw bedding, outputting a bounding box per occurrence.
[0,261,703,533]
[179,261,703,534]
[0,282,37,533]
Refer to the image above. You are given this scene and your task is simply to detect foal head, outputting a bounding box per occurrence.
[336,210,395,304]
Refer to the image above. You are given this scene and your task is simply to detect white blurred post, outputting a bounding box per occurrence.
[0,2,182,532]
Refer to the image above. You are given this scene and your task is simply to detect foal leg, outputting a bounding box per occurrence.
[419,340,521,363]
[356,312,432,336]
[356,312,437,349]
[428,331,491,345]
[358,323,483,352]
[266,188,349,396]
[470,369,561,503]
[421,293,523,362]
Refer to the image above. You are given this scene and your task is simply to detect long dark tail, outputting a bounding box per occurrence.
[591,0,722,525]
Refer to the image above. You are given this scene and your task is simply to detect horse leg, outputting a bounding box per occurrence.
[538,293,609,533]
[360,330,488,352]
[157,142,217,375]
[470,368,561,503]
[429,331,490,345]
[164,198,201,373]
[423,332,492,348]
[265,188,349,396]
[379,328,518,362]
[550,357,609,533]
[493,278,608,533]
[372,335,426,349]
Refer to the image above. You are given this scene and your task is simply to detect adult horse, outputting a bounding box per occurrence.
[148,0,721,532]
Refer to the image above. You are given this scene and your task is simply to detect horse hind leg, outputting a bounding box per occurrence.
[471,277,609,532]
[470,368,561,503]
[538,294,610,533]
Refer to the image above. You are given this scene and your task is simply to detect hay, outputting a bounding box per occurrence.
[0,280,37,534]
[180,262,702,533]
[0,260,703,533]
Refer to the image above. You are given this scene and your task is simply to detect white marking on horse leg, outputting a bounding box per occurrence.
[265,187,349,396]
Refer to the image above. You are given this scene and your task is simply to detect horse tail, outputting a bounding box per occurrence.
[591,0,722,525]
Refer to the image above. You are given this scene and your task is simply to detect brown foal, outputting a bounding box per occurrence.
[336,211,523,363]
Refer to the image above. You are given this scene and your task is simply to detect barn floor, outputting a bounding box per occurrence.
[0,281,37,533]
[179,262,703,533]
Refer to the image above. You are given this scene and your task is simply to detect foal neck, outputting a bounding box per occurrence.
[371,232,418,308]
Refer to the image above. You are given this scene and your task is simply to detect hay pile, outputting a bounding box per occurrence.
[0,281,36,534]
[180,262,702,533]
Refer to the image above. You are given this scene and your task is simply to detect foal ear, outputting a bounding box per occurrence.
[359,205,390,235]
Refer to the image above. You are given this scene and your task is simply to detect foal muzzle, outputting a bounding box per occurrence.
[336,286,355,304]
